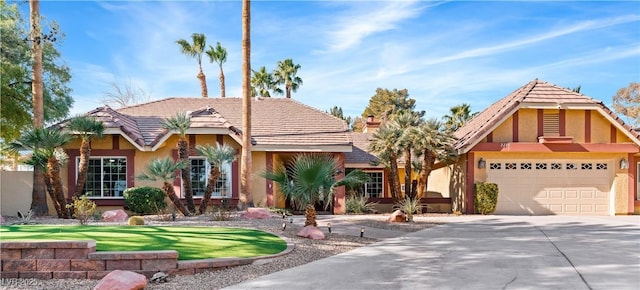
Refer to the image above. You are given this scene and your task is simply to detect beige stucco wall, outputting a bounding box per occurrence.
[518,109,538,142]
[251,151,267,207]
[449,156,467,214]
[493,116,513,142]
[1,171,34,215]
[0,171,58,216]
[566,110,586,142]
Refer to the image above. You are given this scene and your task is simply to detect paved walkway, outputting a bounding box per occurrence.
[225,215,640,290]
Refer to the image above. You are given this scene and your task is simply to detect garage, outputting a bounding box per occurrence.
[486,159,613,215]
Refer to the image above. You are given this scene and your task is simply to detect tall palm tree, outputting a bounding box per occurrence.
[195,144,237,214]
[30,0,47,215]
[262,154,369,226]
[411,118,457,200]
[368,123,403,202]
[163,112,195,213]
[137,158,191,216]
[176,33,208,98]
[443,103,476,132]
[11,128,72,218]
[251,66,282,98]
[273,58,302,99]
[66,116,105,197]
[240,0,253,209]
[206,42,227,98]
[393,111,421,200]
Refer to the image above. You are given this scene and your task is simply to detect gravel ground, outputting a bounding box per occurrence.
[0,213,443,290]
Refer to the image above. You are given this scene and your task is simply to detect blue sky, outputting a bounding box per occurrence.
[19,0,640,120]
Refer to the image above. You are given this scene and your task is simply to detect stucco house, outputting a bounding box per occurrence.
[59,97,352,214]
[432,79,640,215]
[55,79,640,216]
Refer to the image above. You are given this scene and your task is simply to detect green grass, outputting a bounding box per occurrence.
[0,225,287,261]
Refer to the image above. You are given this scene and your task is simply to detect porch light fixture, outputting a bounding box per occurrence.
[620,158,629,169]
[478,158,486,169]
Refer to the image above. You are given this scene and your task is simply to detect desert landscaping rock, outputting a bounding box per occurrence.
[93,270,146,290]
[101,209,128,222]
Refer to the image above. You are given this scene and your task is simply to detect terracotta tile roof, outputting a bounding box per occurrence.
[345,132,379,166]
[85,106,146,147]
[85,97,352,150]
[454,79,640,153]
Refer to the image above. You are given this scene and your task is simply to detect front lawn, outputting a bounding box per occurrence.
[0,225,287,260]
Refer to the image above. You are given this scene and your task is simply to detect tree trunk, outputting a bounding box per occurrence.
[178,139,195,213]
[30,0,48,216]
[47,158,68,218]
[239,0,253,209]
[219,67,226,98]
[43,171,61,217]
[74,139,91,197]
[198,165,221,214]
[389,153,401,203]
[31,168,49,215]
[163,182,190,216]
[403,148,411,199]
[197,67,208,98]
[286,83,291,98]
[416,150,435,201]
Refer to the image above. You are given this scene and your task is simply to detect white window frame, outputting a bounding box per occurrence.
[362,170,384,198]
[187,157,232,199]
[76,156,127,198]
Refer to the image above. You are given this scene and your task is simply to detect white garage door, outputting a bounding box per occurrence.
[486,160,612,215]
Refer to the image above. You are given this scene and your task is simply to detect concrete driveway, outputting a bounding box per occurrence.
[225,215,640,290]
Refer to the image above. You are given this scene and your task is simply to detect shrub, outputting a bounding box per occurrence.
[12,210,38,225]
[474,182,499,215]
[345,195,378,214]
[67,195,97,225]
[128,216,145,225]
[393,198,423,222]
[123,186,167,215]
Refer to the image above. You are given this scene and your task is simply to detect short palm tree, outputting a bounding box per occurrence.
[176,33,208,98]
[273,58,302,99]
[163,112,195,213]
[410,118,457,200]
[262,154,369,226]
[66,116,105,197]
[206,42,227,98]
[393,111,421,199]
[137,157,191,216]
[369,123,403,202]
[251,66,282,98]
[11,128,72,218]
[195,144,237,214]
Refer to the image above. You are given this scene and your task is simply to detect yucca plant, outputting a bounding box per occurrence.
[394,197,423,222]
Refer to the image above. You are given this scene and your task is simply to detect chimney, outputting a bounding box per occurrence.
[363,115,381,133]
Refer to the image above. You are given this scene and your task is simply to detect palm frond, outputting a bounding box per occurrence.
[195,144,236,167]
[66,116,105,140]
[163,112,191,137]
[137,158,186,183]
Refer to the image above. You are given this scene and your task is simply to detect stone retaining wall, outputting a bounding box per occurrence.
[0,240,285,280]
